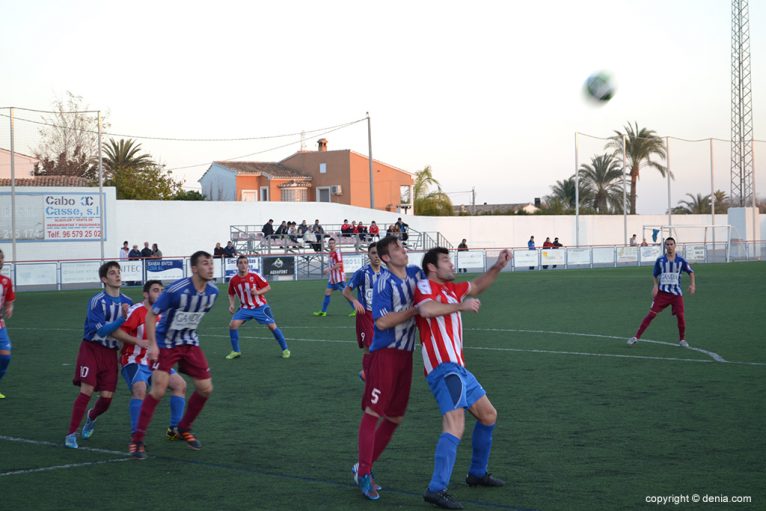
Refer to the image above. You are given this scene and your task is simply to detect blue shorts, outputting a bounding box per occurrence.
[327,282,346,291]
[121,363,176,391]
[0,328,10,351]
[232,305,276,325]
[426,362,486,416]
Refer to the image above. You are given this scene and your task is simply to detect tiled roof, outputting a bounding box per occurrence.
[0,176,92,187]
[214,161,311,180]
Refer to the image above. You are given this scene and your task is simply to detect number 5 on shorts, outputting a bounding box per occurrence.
[371,388,381,404]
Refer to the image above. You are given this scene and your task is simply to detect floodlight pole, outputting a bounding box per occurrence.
[574,132,579,247]
[9,107,17,263]
[666,137,672,227]
[622,134,627,245]
[98,111,105,261]
[710,138,716,250]
[367,112,375,210]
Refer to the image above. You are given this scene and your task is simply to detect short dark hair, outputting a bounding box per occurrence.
[143,279,163,293]
[328,237,336,242]
[665,237,676,243]
[421,247,449,275]
[99,261,120,280]
[367,241,378,252]
[237,255,249,263]
[190,250,212,267]
[123,241,128,245]
[376,235,400,262]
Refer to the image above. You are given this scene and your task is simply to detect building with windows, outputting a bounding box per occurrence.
[199,139,413,212]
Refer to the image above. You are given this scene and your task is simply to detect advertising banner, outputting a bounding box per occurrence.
[262,256,295,280]
[146,259,184,280]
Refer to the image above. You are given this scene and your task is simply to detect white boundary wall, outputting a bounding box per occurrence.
[1,186,763,261]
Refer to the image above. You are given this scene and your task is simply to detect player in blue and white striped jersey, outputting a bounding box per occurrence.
[628,237,696,348]
[129,250,219,459]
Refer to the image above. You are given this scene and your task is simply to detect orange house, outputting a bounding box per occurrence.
[199,139,413,212]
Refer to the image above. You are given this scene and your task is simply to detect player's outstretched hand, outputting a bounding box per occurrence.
[148,344,159,362]
[353,300,365,314]
[228,304,236,314]
[688,283,696,295]
[495,249,512,269]
[460,298,481,313]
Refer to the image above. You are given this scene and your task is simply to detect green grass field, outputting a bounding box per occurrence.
[1,263,764,511]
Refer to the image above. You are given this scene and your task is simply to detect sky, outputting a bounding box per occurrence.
[1,0,764,214]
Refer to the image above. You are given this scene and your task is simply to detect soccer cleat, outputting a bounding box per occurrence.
[178,428,202,450]
[313,311,327,317]
[679,340,690,348]
[465,472,505,487]
[129,441,147,460]
[166,426,180,441]
[0,391,5,399]
[81,409,97,439]
[356,473,380,501]
[281,349,291,359]
[423,489,463,509]
[64,433,78,449]
[352,462,382,491]
[627,336,638,346]
[358,369,366,382]
[348,311,357,317]
[225,351,241,360]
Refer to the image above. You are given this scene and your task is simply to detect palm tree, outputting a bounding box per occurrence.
[578,154,624,214]
[103,138,153,177]
[712,189,729,213]
[548,176,577,210]
[413,165,453,216]
[674,192,711,214]
[605,122,668,214]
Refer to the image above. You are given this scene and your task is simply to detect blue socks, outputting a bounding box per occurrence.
[170,395,185,428]
[229,329,240,352]
[129,398,142,433]
[321,295,331,312]
[0,353,11,382]
[428,433,461,493]
[272,328,288,351]
[469,422,495,477]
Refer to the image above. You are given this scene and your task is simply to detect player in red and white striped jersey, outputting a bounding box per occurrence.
[226,256,290,359]
[0,249,16,399]
[313,238,355,317]
[414,247,511,508]
[117,280,187,439]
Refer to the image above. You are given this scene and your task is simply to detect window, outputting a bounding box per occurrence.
[260,187,269,201]
[281,188,308,202]
[316,186,331,202]
[241,190,258,202]
[319,163,327,174]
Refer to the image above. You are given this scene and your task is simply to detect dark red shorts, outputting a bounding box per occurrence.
[355,311,374,349]
[362,349,413,418]
[156,345,211,380]
[650,291,685,316]
[72,341,119,392]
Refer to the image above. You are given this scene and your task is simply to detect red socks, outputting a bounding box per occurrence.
[90,396,112,420]
[178,392,208,431]
[68,392,91,435]
[372,419,399,463]
[635,311,657,339]
[132,394,160,442]
[357,413,378,476]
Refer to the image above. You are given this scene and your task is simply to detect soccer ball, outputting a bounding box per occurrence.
[584,71,615,102]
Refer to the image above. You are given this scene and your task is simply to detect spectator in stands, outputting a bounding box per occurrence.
[396,217,409,242]
[214,242,225,258]
[552,237,563,268]
[140,242,153,259]
[151,243,163,259]
[311,219,325,252]
[287,222,298,244]
[368,221,380,240]
[457,238,468,273]
[542,237,553,269]
[356,221,368,241]
[528,235,536,270]
[262,219,275,239]
[120,241,130,261]
[341,219,353,237]
[630,234,638,247]
[303,228,317,251]
[275,220,288,236]
[129,244,142,261]
[298,220,309,236]
[387,223,400,238]
[641,238,649,247]
[224,241,238,257]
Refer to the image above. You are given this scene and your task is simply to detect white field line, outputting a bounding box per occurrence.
[12,326,765,367]
[0,435,127,456]
[0,458,129,477]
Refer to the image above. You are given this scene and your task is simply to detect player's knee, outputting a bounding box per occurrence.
[196,381,213,397]
[480,405,498,426]
[132,388,146,400]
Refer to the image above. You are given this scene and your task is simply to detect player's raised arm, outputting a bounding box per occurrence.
[418,298,480,319]
[144,307,159,361]
[468,249,511,297]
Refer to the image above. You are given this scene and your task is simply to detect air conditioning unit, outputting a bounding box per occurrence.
[331,185,343,195]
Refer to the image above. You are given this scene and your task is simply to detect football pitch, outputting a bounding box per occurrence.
[1,263,764,511]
